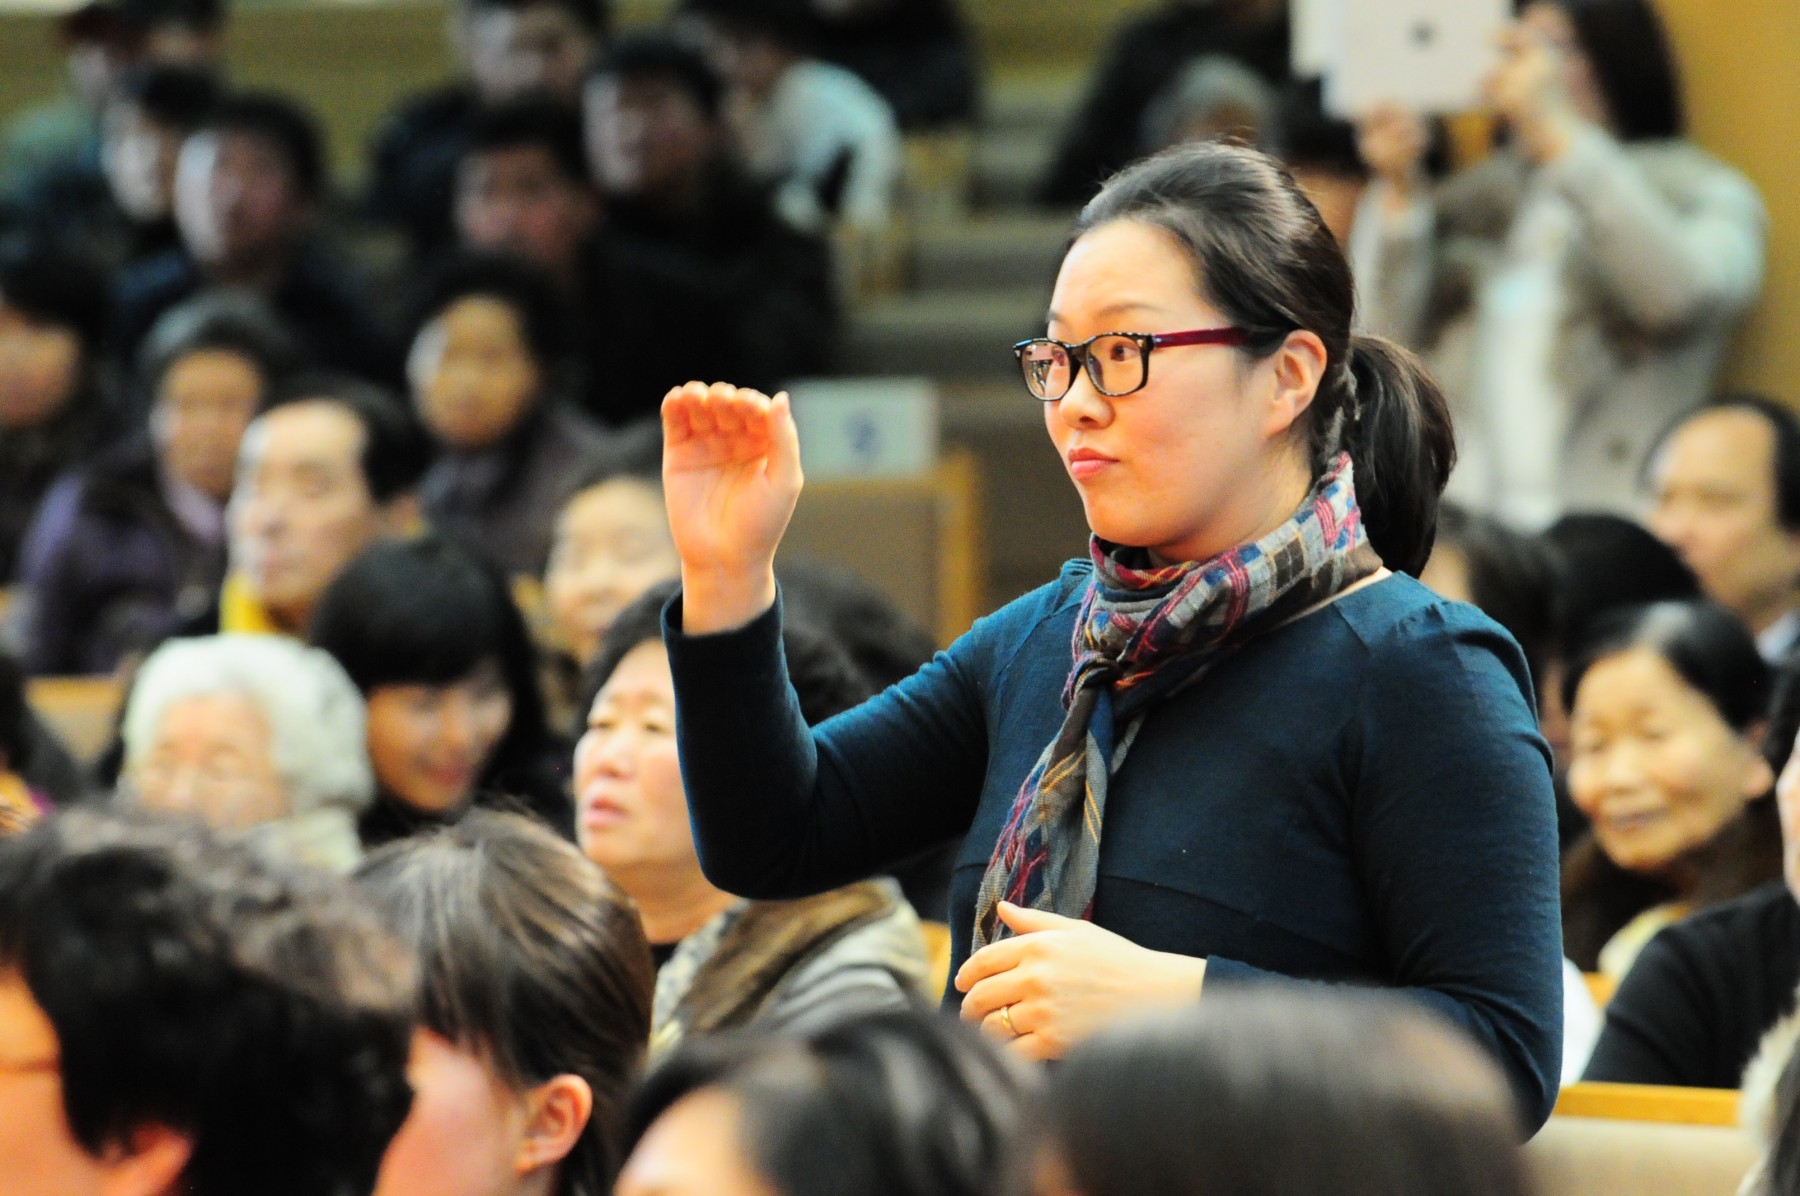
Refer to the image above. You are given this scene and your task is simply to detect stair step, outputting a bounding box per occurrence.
[844,287,1046,380]
[909,212,1069,291]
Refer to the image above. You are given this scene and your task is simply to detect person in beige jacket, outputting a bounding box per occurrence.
[1350,0,1765,527]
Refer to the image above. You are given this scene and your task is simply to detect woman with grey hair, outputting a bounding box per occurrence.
[120,633,374,870]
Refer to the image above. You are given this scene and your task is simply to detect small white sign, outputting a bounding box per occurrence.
[787,377,939,480]
[1292,0,1342,78]
[1325,0,1509,118]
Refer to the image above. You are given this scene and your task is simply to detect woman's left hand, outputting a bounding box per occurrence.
[955,902,1207,1061]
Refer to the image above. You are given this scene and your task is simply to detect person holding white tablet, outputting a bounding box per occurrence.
[652,139,1564,1129]
[1351,0,1765,528]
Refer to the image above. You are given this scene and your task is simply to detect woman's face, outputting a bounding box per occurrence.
[373,1030,532,1196]
[1517,3,1611,127]
[130,692,290,829]
[0,302,80,430]
[1040,219,1313,564]
[364,659,514,816]
[1566,648,1771,877]
[544,479,679,666]
[571,641,699,893]
[614,1087,777,1196]
[153,348,265,501]
[408,296,544,452]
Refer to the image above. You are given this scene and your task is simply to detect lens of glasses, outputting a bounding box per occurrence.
[1087,335,1146,395]
[1019,340,1073,399]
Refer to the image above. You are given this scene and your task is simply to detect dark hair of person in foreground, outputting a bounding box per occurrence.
[1037,989,1530,1196]
[0,807,416,1196]
[357,810,655,1194]
[616,1008,1036,1196]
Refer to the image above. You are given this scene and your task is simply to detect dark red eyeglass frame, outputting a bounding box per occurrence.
[1010,326,1253,401]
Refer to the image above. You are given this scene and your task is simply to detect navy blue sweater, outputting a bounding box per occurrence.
[666,564,1564,1126]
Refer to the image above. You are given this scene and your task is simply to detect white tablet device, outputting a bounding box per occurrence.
[1315,0,1511,117]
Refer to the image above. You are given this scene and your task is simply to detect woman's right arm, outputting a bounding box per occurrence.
[660,383,992,898]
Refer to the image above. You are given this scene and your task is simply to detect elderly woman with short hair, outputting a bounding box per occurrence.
[119,633,374,870]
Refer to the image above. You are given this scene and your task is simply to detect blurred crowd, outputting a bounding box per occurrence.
[0,0,1795,1193]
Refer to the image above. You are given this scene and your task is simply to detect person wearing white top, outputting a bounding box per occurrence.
[682,0,902,235]
[1350,0,1765,527]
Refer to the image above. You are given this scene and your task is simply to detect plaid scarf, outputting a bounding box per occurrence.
[971,454,1380,950]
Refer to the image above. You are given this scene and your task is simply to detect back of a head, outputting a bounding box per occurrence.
[355,810,654,1193]
[776,560,938,692]
[1075,141,1454,575]
[581,578,871,732]
[1430,505,1559,687]
[619,1009,1036,1196]
[0,807,415,1196]
[1042,990,1530,1196]
[1544,512,1701,653]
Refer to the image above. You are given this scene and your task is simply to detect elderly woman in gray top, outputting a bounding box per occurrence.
[1351,0,1765,526]
[119,633,375,871]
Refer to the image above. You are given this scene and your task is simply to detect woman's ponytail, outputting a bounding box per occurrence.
[1341,335,1455,577]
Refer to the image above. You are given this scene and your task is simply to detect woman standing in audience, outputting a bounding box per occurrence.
[1033,991,1530,1196]
[358,810,655,1196]
[405,252,614,577]
[12,292,296,675]
[573,580,927,1056]
[653,140,1564,1125]
[1353,0,1766,523]
[311,533,570,847]
[1561,601,1780,981]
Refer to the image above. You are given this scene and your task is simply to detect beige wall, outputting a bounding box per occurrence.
[1659,0,1800,402]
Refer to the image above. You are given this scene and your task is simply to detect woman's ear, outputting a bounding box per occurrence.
[1260,329,1328,441]
[98,1123,193,1196]
[512,1073,594,1177]
[1743,728,1777,802]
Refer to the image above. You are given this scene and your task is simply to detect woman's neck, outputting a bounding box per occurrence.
[616,862,739,948]
[1151,450,1316,566]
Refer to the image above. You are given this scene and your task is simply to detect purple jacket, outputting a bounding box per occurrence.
[13,437,224,675]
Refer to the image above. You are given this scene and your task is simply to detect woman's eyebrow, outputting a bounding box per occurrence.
[1045,300,1172,325]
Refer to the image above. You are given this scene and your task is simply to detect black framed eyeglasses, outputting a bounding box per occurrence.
[1011,327,1252,402]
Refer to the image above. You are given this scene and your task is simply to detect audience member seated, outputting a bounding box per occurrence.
[1562,600,1781,980]
[542,450,678,730]
[0,807,415,1196]
[682,0,903,237]
[1580,662,1800,1087]
[1033,991,1530,1196]
[118,633,375,871]
[222,373,428,636]
[583,35,837,410]
[11,65,220,275]
[615,1008,1033,1196]
[0,654,49,825]
[311,533,571,847]
[455,96,598,298]
[364,0,609,260]
[544,451,676,669]
[113,91,393,382]
[1646,395,1800,664]
[356,810,655,1196]
[0,0,222,203]
[804,0,978,131]
[1352,0,1766,524]
[407,253,613,574]
[574,580,927,1054]
[1038,0,1290,206]
[0,236,116,582]
[12,292,295,676]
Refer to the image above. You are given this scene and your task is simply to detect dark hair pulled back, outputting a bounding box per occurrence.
[1074,140,1455,574]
